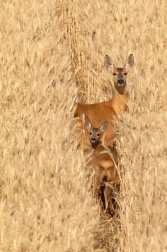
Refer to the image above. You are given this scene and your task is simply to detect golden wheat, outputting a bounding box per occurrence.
[1,0,167,251]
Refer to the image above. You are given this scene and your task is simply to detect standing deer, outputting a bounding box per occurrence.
[85,117,118,214]
[74,54,134,155]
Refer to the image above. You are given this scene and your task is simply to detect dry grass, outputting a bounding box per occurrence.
[1,0,167,251]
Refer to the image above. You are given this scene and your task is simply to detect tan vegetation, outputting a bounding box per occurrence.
[1,0,167,251]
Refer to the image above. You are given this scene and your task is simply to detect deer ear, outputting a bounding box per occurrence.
[104,55,115,70]
[85,116,92,130]
[125,54,134,71]
[99,121,108,133]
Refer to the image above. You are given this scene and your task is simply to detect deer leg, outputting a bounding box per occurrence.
[104,184,115,216]
[104,186,109,211]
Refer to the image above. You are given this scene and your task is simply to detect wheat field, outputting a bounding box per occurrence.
[1,0,167,251]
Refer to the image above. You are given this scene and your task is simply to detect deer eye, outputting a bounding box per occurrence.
[96,133,100,137]
[89,132,92,135]
[113,73,117,76]
[124,73,127,76]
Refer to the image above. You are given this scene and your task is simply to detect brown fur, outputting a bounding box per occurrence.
[91,144,118,214]
[85,115,108,150]
[74,54,134,154]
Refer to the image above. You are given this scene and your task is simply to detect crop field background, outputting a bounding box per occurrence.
[1,0,167,251]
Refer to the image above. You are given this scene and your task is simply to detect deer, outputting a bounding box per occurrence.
[84,116,118,215]
[91,144,118,215]
[85,115,108,149]
[74,54,134,155]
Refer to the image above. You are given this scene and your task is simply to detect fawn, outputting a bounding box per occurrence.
[85,116,118,215]
[85,115,108,149]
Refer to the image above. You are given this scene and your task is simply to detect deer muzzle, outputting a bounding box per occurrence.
[118,79,124,86]
[91,138,97,143]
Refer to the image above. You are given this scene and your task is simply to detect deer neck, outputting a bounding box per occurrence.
[111,85,127,115]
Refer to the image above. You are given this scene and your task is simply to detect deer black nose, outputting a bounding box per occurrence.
[118,79,124,84]
[91,138,96,142]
